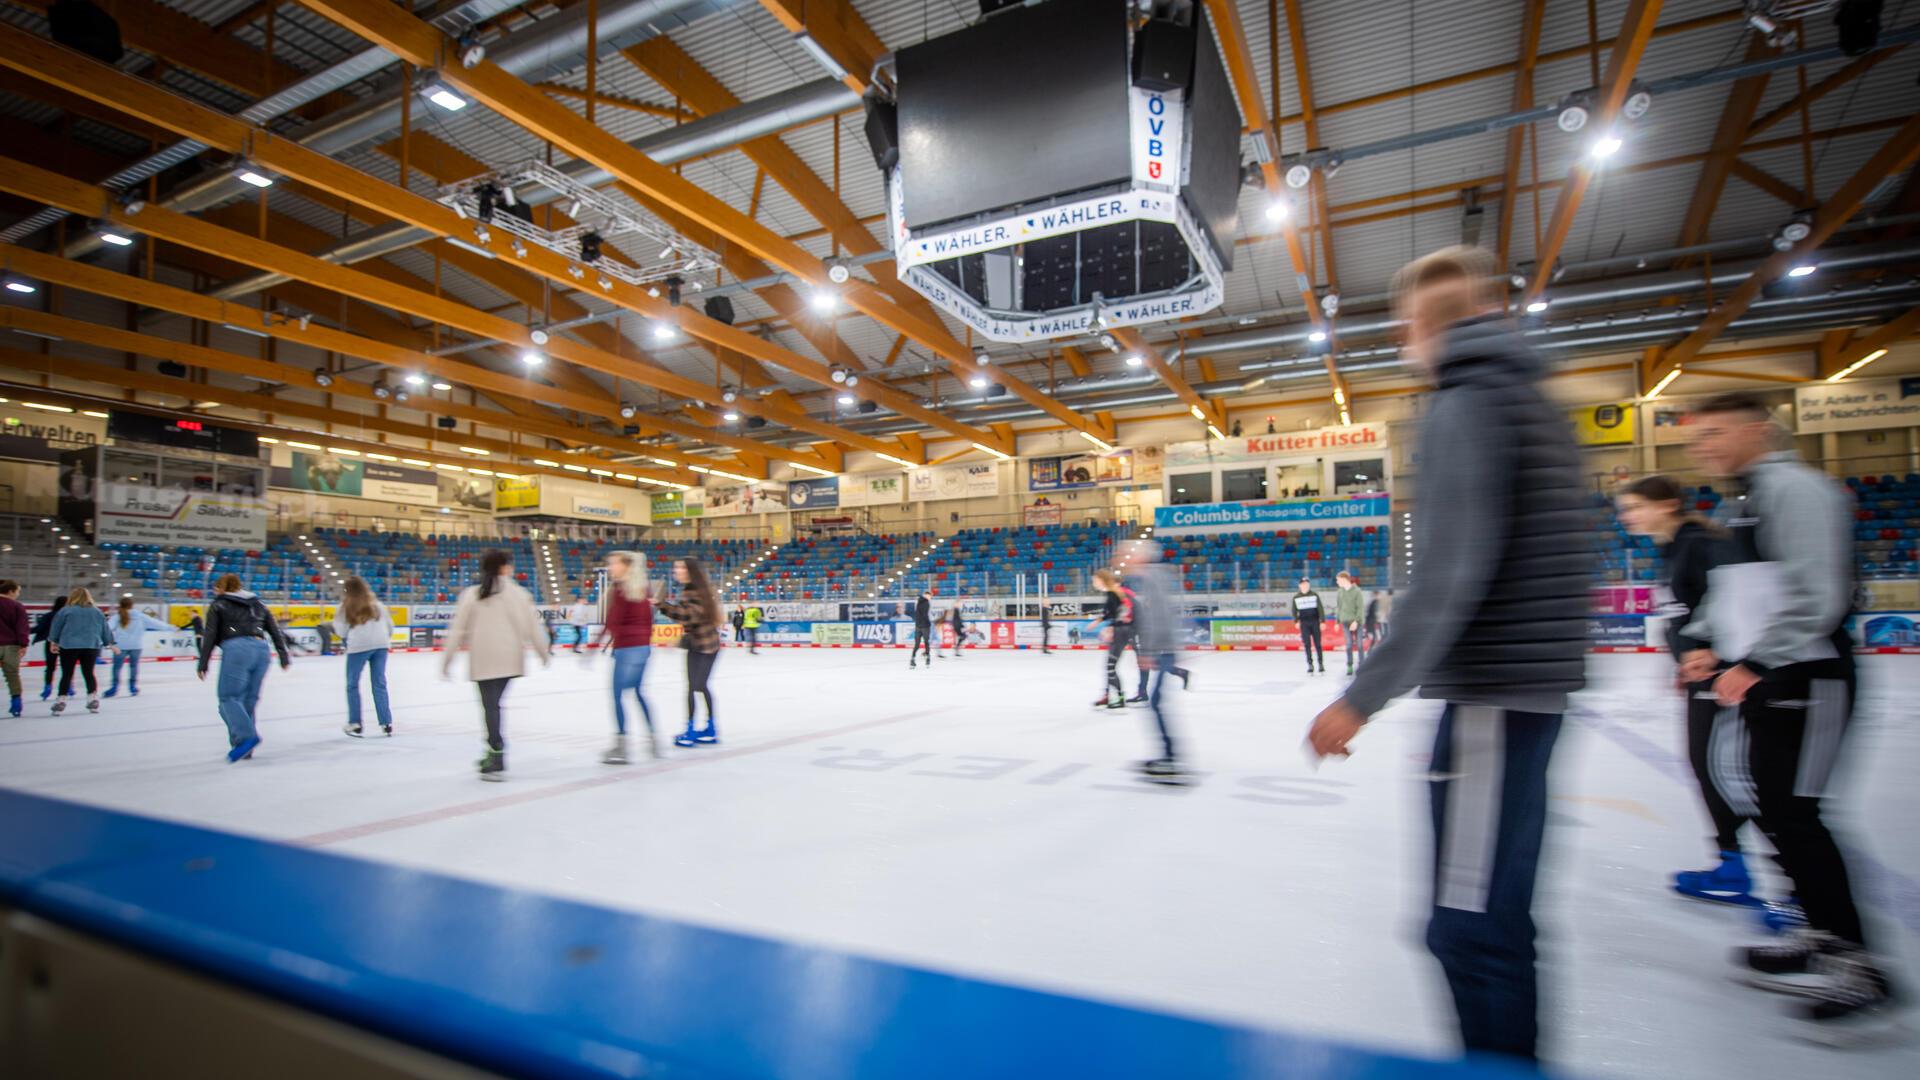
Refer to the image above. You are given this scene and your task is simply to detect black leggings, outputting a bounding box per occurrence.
[1104,625,1135,699]
[686,649,717,730]
[478,676,512,751]
[58,649,99,696]
[1299,620,1323,668]
[910,625,932,663]
[1685,683,1749,854]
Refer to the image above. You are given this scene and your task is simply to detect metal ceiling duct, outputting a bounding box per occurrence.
[201,74,857,301]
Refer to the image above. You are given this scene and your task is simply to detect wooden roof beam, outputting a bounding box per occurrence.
[1110,327,1216,437]
[1496,0,1548,272]
[1525,0,1665,301]
[753,0,886,95]
[1660,114,1920,375]
[1671,33,1781,270]
[1280,0,1338,295]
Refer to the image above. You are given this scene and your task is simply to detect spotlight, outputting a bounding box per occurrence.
[1781,215,1814,244]
[723,410,740,422]
[372,382,393,400]
[810,290,838,313]
[432,381,453,391]
[1284,163,1312,189]
[1308,330,1327,343]
[530,328,551,346]
[824,256,852,284]
[620,404,637,418]
[830,368,849,384]
[969,376,988,388]
[1589,134,1622,160]
[1099,334,1117,349]
[313,370,334,387]
[511,240,527,258]
[1509,272,1528,290]
[837,393,855,405]
[1556,96,1589,133]
[1124,354,1143,367]
[404,373,427,386]
[721,388,737,403]
[3,279,36,294]
[476,184,500,224]
[580,231,603,263]
[297,313,311,330]
[1320,292,1340,316]
[845,374,860,388]
[423,83,468,111]
[974,349,991,366]
[521,351,544,367]
[652,322,675,341]
[1526,299,1549,314]
[598,276,614,292]
[1787,263,1818,278]
[1622,85,1652,121]
[857,399,878,414]
[1264,198,1290,222]
[460,42,486,69]
[393,389,410,403]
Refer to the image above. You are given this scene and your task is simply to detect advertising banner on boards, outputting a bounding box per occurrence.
[1794,376,1920,434]
[1166,424,1387,467]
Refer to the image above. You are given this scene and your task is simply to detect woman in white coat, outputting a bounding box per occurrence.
[442,550,549,781]
[334,576,397,737]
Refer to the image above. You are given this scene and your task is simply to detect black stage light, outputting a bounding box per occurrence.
[157,360,188,378]
[703,295,736,325]
[476,184,500,225]
[579,231,603,263]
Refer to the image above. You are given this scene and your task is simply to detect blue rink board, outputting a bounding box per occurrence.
[0,791,1535,1080]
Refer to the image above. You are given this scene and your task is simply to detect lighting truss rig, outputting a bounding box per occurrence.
[436,161,721,290]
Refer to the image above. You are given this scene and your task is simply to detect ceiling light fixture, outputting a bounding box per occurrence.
[520,351,544,367]
[234,167,274,189]
[971,442,1011,461]
[1589,133,1623,160]
[1786,263,1818,278]
[1078,430,1115,453]
[1525,299,1549,314]
[424,83,468,111]
[1826,348,1888,383]
[3,280,35,294]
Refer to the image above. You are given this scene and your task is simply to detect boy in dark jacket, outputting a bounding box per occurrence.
[1308,247,1589,1063]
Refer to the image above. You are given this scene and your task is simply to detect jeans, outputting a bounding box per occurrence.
[479,676,513,751]
[345,648,393,730]
[109,649,141,693]
[612,645,655,736]
[215,636,272,748]
[1146,652,1178,760]
[57,649,100,696]
[1426,703,1561,1062]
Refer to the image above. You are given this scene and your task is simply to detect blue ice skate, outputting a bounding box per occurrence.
[1673,851,1762,907]
[1757,897,1808,935]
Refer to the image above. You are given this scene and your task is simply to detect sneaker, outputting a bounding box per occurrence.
[226,735,261,763]
[345,724,364,738]
[50,699,65,715]
[86,697,99,713]
[1738,930,1840,996]
[1794,947,1903,1047]
[1759,898,1809,936]
[602,737,630,765]
[477,748,506,781]
[1675,851,1762,907]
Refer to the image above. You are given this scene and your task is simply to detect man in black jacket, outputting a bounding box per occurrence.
[909,588,934,668]
[1308,247,1589,1063]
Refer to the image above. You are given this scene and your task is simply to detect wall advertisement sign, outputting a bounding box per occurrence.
[705,480,788,517]
[1567,402,1636,446]
[495,475,540,511]
[0,411,104,463]
[570,495,625,521]
[1027,448,1144,491]
[283,452,438,504]
[1794,376,1920,434]
[839,472,905,507]
[788,476,840,510]
[95,481,268,547]
[908,462,999,501]
[1154,493,1392,533]
[1166,424,1388,467]
[650,489,705,520]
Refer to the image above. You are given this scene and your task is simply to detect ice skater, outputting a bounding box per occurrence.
[596,551,657,764]
[334,576,396,737]
[31,593,67,701]
[1307,246,1589,1064]
[1290,577,1325,673]
[742,601,762,654]
[1039,602,1053,654]
[443,551,549,780]
[104,596,169,698]
[1678,391,1900,1042]
[1125,542,1185,780]
[196,574,293,762]
[1091,569,1134,709]
[1,579,29,717]
[948,604,965,659]
[47,587,111,715]
[568,596,595,655]
[1616,476,1761,909]
[1334,571,1367,674]
[655,557,721,748]
[910,587,934,668]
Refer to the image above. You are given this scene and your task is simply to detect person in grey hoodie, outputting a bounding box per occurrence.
[47,586,113,714]
[1123,541,1184,779]
[1677,391,1897,1042]
[1307,247,1589,1064]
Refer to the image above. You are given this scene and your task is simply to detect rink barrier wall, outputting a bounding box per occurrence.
[0,791,1539,1080]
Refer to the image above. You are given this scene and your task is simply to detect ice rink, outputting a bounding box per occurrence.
[3,646,1916,1077]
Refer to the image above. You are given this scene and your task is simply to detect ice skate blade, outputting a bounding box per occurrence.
[1674,887,1764,909]
[1789,1007,1910,1049]
[1734,969,1836,999]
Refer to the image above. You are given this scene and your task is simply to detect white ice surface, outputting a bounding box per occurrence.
[3,648,1917,1078]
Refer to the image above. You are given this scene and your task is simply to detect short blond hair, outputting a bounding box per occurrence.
[1391,245,1498,323]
